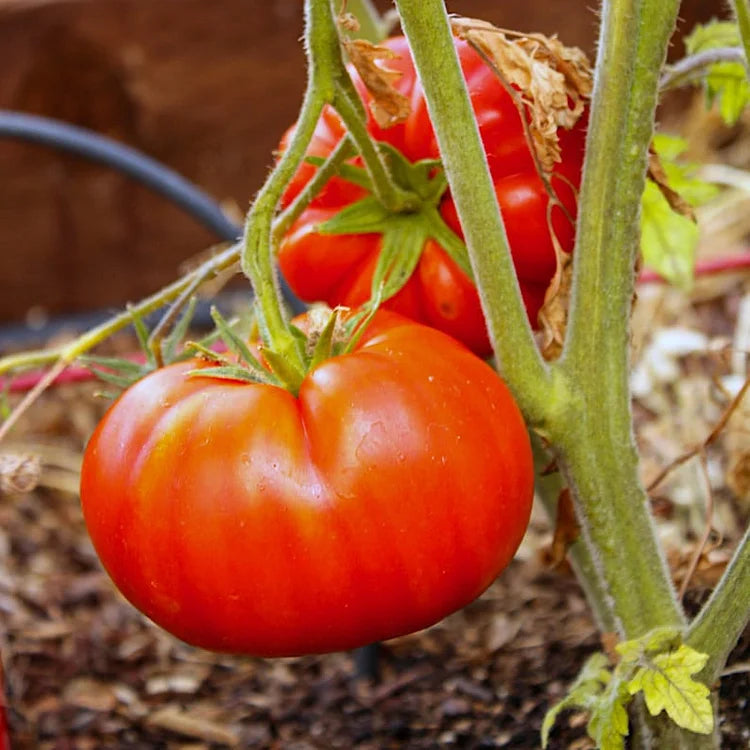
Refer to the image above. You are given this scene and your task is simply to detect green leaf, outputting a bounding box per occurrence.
[640,180,699,289]
[127,305,157,369]
[587,679,630,750]
[652,135,720,207]
[685,21,750,125]
[541,652,611,747]
[615,626,683,666]
[627,645,713,735]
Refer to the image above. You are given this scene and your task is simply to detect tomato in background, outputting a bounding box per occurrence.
[278,36,586,356]
[80,313,534,656]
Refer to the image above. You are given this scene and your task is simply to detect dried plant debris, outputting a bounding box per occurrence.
[451,17,592,174]
[343,39,411,129]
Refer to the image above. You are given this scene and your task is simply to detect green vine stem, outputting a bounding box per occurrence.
[240,0,341,374]
[531,436,617,634]
[553,0,685,639]
[394,0,555,428]
[731,0,750,74]
[0,242,242,378]
[273,135,355,240]
[687,524,750,685]
[659,47,746,91]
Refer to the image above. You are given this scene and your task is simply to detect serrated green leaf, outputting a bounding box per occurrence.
[685,21,750,126]
[615,627,683,666]
[587,679,630,750]
[627,645,713,735]
[640,181,699,288]
[541,652,611,747]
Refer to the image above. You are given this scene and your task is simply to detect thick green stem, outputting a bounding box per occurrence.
[551,0,685,639]
[687,525,750,685]
[332,83,419,212]
[394,0,555,428]
[273,136,355,240]
[241,0,344,374]
[731,0,750,72]
[531,436,617,633]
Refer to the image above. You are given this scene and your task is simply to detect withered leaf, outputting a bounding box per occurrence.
[647,146,697,222]
[538,246,574,361]
[343,39,410,129]
[451,17,592,174]
[549,487,581,568]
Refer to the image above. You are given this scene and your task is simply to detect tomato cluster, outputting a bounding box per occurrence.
[80,314,534,656]
[278,36,587,355]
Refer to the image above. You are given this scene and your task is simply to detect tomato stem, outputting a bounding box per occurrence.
[273,135,356,241]
[331,83,421,213]
[395,0,554,423]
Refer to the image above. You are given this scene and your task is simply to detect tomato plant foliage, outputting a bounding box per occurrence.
[278,36,586,355]
[80,314,534,656]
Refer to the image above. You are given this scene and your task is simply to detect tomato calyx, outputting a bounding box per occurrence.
[186,304,381,396]
[312,142,473,302]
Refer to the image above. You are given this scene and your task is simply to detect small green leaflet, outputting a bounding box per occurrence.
[685,21,749,126]
[627,645,713,735]
[586,678,630,750]
[541,652,611,747]
[542,630,713,748]
[640,134,719,289]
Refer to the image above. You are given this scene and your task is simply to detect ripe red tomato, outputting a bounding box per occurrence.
[80,313,534,656]
[278,36,586,356]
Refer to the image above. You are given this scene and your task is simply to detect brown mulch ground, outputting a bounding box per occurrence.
[0,283,748,748]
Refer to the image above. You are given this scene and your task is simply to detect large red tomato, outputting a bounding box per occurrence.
[80,313,534,656]
[278,36,587,356]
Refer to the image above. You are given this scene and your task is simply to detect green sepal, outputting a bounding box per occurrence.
[209,307,270,378]
[260,347,305,395]
[308,309,339,371]
[319,196,472,303]
[305,156,374,192]
[127,305,158,370]
[186,366,267,384]
[161,295,198,364]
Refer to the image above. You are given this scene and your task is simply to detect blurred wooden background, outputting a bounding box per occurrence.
[0,0,727,323]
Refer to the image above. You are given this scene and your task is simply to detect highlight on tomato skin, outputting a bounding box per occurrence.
[277,36,587,357]
[79,312,535,657]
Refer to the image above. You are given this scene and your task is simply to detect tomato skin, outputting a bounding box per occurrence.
[278,37,586,355]
[80,315,534,656]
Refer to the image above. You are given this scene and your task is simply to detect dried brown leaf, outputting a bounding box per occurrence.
[452,17,592,173]
[539,248,574,361]
[647,146,696,221]
[147,706,240,746]
[343,38,410,128]
[0,452,41,494]
[549,488,581,567]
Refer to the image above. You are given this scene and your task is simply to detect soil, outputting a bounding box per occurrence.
[0,311,748,748]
